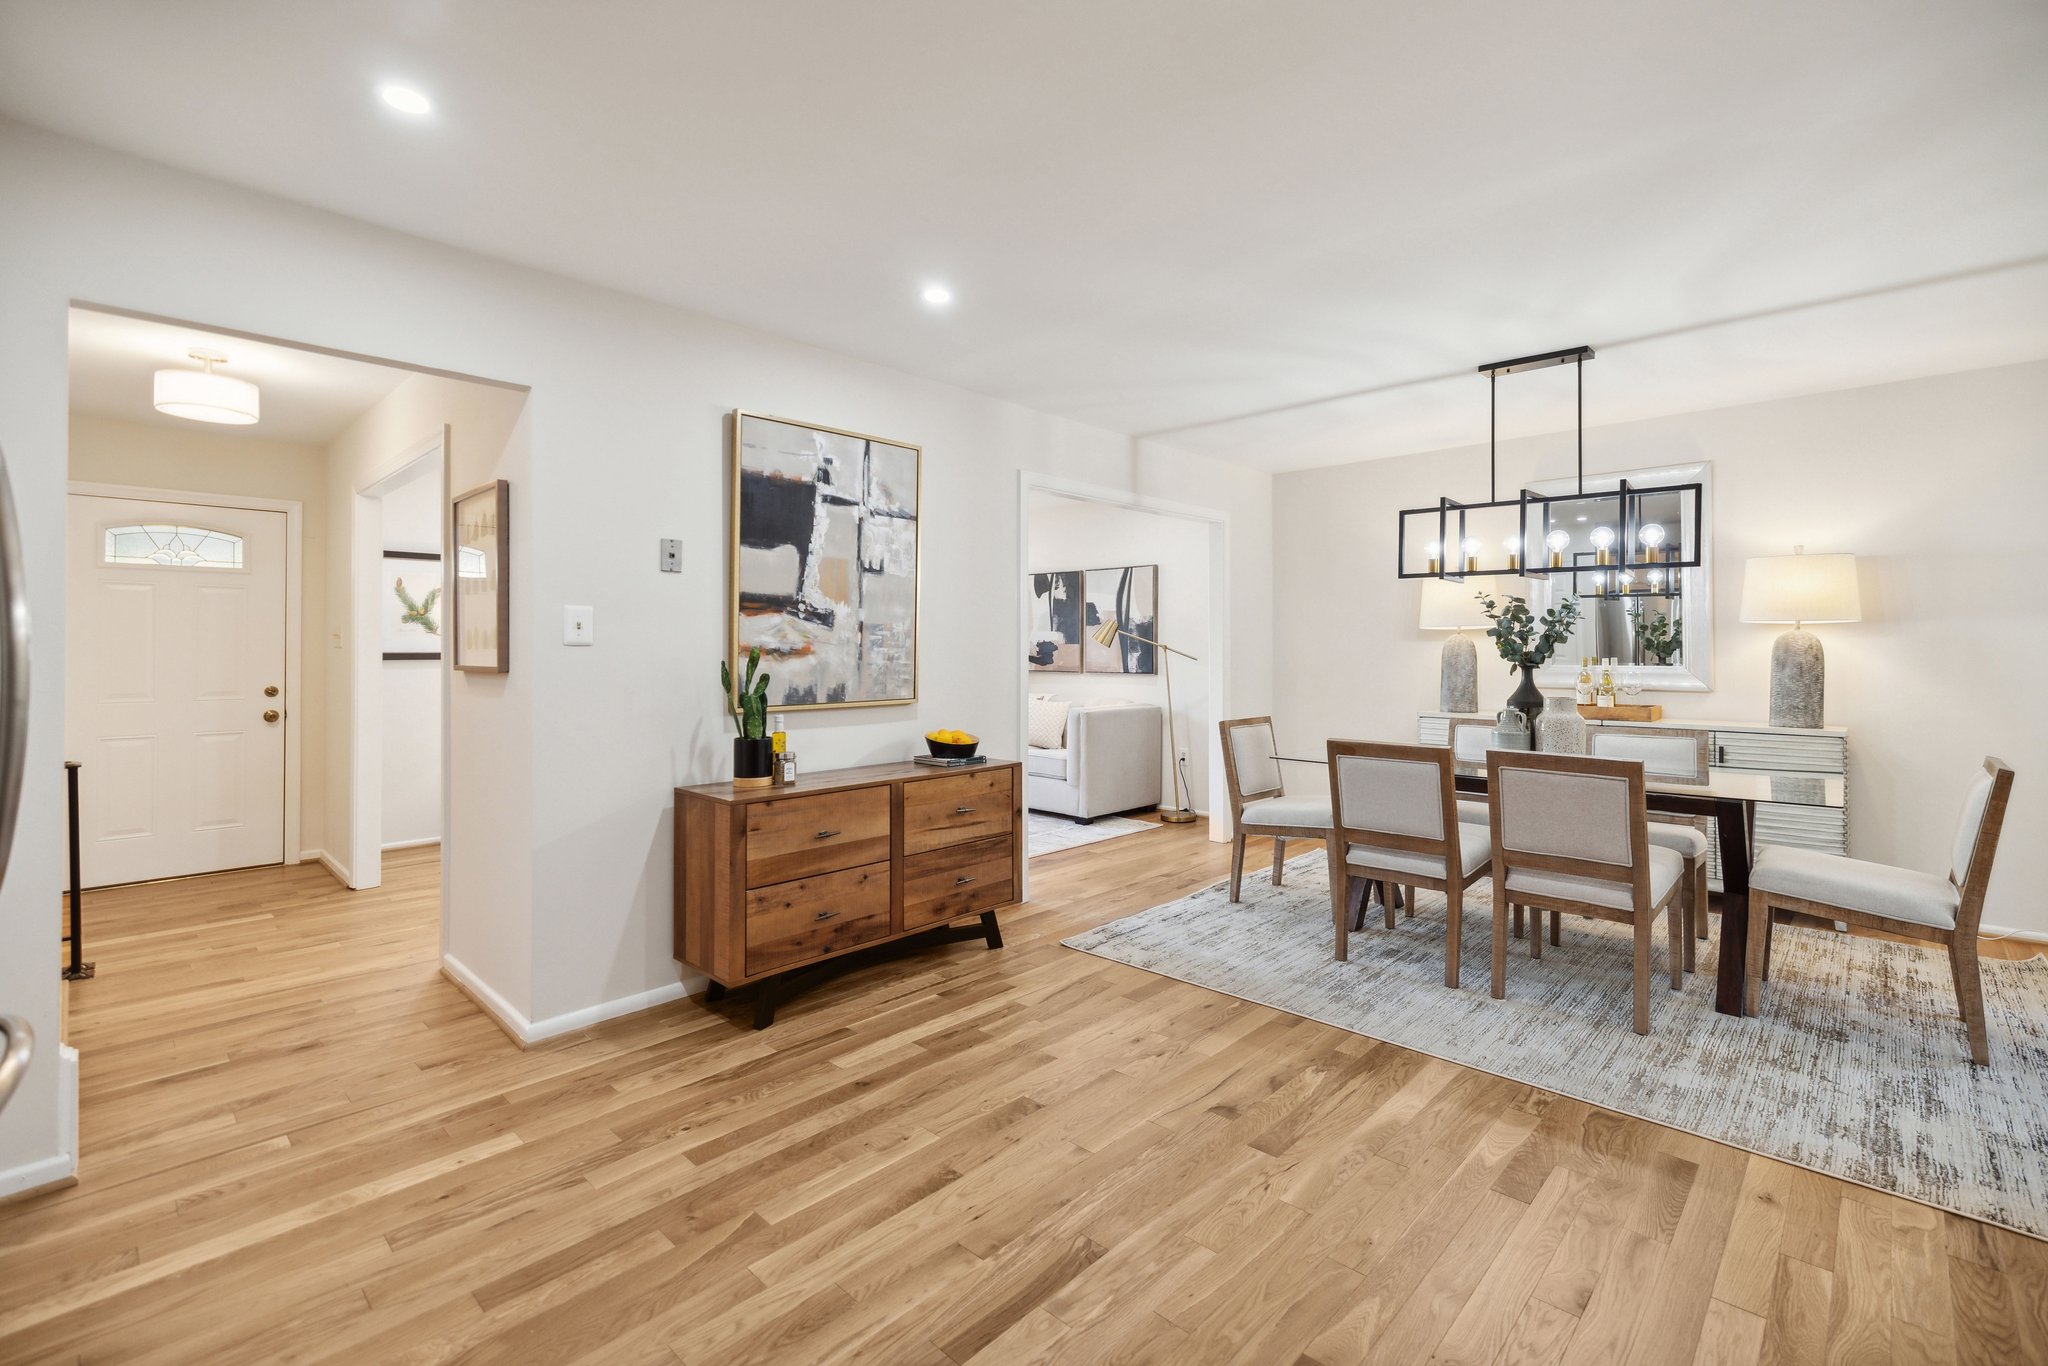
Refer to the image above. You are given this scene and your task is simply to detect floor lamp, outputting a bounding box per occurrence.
[1091,619,1198,824]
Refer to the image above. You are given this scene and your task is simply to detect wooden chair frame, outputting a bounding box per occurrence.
[1744,756,2014,1066]
[1487,750,1686,1036]
[1324,741,1483,988]
[1219,716,1327,901]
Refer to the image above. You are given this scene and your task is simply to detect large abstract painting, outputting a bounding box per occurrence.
[1026,570,1083,672]
[731,412,920,709]
[1082,564,1157,674]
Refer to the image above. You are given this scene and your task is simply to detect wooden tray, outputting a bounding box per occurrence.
[1578,703,1663,721]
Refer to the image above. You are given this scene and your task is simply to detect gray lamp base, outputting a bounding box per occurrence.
[1769,629,1825,729]
[1440,633,1478,713]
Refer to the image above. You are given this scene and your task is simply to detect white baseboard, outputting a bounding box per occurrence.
[300,849,352,887]
[0,1044,79,1200]
[381,837,441,852]
[441,953,696,1047]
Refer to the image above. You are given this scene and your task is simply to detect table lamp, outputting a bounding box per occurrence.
[1419,578,1491,713]
[1739,546,1859,728]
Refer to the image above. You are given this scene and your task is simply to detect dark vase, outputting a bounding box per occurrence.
[1507,664,1547,728]
[732,736,776,787]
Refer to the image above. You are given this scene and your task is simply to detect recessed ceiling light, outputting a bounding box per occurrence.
[920,284,953,307]
[378,84,433,116]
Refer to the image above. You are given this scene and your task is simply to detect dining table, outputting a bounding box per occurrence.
[1451,765,1848,1015]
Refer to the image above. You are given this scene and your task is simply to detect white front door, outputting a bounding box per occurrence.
[66,494,288,887]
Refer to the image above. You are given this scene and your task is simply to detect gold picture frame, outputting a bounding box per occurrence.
[451,479,509,674]
[729,411,920,711]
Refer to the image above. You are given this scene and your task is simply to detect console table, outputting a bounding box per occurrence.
[674,759,1023,1027]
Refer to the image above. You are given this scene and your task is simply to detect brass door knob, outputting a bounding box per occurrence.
[262,709,280,723]
[264,685,280,698]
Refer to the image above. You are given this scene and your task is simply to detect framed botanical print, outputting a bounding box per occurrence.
[730,411,920,709]
[451,480,509,674]
[381,550,443,660]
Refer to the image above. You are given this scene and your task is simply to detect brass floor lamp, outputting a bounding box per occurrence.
[1090,619,1199,824]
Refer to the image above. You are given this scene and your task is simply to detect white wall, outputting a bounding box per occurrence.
[1272,360,2048,935]
[376,459,442,848]
[0,119,1272,1186]
[1027,493,1214,815]
[65,414,330,853]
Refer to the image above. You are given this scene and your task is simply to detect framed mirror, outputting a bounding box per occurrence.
[1529,460,1713,693]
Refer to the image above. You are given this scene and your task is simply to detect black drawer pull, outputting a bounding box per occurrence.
[814,910,837,921]
[955,876,975,886]
[954,805,975,815]
[814,829,839,840]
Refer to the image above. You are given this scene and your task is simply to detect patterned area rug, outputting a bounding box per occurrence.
[1064,852,2048,1239]
[1027,810,1159,858]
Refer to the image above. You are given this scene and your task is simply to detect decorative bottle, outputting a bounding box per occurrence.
[1596,659,1616,708]
[1574,657,1594,707]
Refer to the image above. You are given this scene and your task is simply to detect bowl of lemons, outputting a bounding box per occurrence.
[924,728,980,759]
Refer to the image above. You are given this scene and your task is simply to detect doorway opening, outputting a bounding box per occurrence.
[1017,475,1230,869]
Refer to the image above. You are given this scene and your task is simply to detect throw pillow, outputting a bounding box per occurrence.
[1027,695,1070,751]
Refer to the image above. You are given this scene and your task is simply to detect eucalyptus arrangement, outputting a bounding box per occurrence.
[1473,589,1582,724]
[1631,606,1682,665]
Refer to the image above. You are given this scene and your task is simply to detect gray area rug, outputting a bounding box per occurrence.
[1027,810,1158,858]
[1064,852,2048,1239]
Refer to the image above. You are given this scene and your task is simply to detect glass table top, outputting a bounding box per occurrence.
[1456,767,1845,809]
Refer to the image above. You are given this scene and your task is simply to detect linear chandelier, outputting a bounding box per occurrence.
[1395,345,1702,600]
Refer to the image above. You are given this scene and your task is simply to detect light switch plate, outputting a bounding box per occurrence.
[563,605,594,646]
[660,538,682,573]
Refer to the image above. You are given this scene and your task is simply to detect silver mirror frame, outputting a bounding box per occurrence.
[1530,460,1713,694]
[0,443,28,890]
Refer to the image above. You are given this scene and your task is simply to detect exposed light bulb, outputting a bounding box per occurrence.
[1425,540,1441,557]
[1544,528,1571,552]
[1639,523,1666,549]
[1589,526,1616,550]
[1461,537,1481,555]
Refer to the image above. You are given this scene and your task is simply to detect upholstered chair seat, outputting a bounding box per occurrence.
[1457,799,1491,825]
[1645,823,1709,858]
[1750,847,1959,930]
[1325,740,1487,987]
[1745,757,2014,1066]
[1506,844,1682,913]
[1241,794,1333,828]
[1346,824,1492,884]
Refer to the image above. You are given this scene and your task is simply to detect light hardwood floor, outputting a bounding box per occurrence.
[5,829,2044,1364]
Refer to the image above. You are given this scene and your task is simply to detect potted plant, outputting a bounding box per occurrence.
[1474,589,1582,727]
[1631,605,1682,666]
[722,646,775,788]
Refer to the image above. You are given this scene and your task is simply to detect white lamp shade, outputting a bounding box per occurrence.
[1419,577,1494,630]
[1739,552,1860,625]
[154,368,260,425]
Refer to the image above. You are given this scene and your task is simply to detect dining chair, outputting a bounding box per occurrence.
[1219,716,1332,901]
[1744,756,2015,1066]
[1487,750,1687,1035]
[1325,741,1490,987]
[1587,726,1713,967]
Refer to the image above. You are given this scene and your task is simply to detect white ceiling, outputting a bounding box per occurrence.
[9,1,2047,472]
[68,308,411,446]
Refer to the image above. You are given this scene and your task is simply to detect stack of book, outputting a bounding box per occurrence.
[913,754,989,768]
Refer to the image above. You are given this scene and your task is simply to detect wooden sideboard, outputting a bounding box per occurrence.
[675,759,1023,1026]
[1419,710,1849,889]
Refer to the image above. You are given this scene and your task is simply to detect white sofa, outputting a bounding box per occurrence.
[1027,700,1163,823]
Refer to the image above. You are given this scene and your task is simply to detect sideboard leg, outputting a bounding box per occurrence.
[980,911,1004,950]
[704,981,726,1002]
[753,987,777,1030]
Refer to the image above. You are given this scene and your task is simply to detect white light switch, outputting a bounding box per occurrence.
[563,605,594,646]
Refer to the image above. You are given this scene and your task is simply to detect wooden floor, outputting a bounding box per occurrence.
[4,829,2044,1364]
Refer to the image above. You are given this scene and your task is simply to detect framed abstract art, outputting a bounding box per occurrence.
[730,412,920,709]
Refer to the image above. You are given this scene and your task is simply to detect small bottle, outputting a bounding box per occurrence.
[771,720,787,756]
[1596,659,1616,708]
[1574,657,1594,706]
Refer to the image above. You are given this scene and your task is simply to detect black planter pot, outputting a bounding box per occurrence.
[733,736,776,787]
[1506,665,1547,729]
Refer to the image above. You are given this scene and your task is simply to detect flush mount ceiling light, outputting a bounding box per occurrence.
[153,349,260,426]
[378,83,433,116]
[920,284,953,307]
[1395,345,1703,601]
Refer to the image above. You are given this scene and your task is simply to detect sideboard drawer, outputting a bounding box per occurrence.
[746,787,892,887]
[903,835,1014,931]
[904,768,1014,854]
[745,861,892,975]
